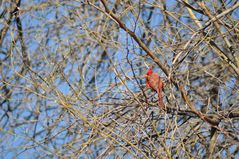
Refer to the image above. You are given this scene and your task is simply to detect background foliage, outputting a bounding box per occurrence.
[0,0,239,158]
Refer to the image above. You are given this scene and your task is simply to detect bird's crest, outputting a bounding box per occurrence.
[146,66,153,75]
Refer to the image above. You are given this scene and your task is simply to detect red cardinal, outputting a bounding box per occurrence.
[145,66,165,109]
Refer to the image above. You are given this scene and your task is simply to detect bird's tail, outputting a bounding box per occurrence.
[157,89,165,109]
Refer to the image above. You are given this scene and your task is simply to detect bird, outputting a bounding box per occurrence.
[145,66,165,109]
